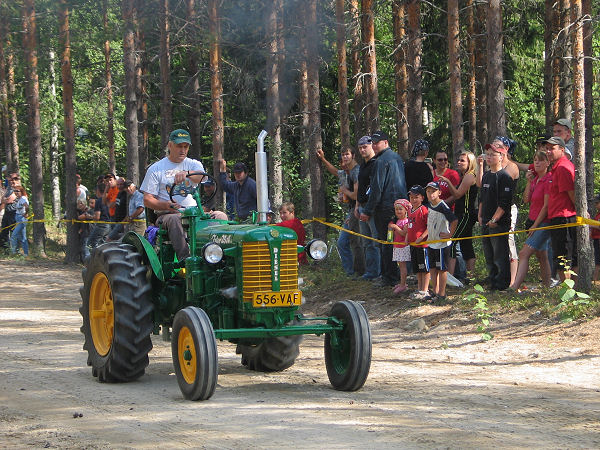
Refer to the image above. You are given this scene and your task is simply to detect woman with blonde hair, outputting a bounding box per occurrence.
[437,151,478,280]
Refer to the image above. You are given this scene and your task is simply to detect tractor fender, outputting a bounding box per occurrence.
[122,231,165,282]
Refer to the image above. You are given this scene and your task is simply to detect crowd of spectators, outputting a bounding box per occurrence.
[316,117,597,301]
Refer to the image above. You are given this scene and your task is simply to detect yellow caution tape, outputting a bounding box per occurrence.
[303,216,599,247]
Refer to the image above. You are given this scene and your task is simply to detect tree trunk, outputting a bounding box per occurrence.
[0,12,10,168]
[448,0,464,162]
[22,0,46,256]
[558,0,572,120]
[392,0,408,158]
[103,0,116,174]
[475,2,488,146]
[486,0,506,138]
[208,0,224,209]
[1,12,18,173]
[299,13,312,216]
[185,0,202,160]
[122,0,139,184]
[159,0,172,149]
[306,0,326,239]
[361,0,379,133]
[48,50,61,223]
[544,0,555,128]
[406,0,423,148]
[348,0,364,140]
[59,0,78,263]
[570,0,591,292]
[582,0,593,205]
[136,0,148,177]
[551,0,561,122]
[335,0,350,149]
[266,0,283,216]
[466,0,477,153]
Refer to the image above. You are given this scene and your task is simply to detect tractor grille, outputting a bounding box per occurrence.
[242,240,298,302]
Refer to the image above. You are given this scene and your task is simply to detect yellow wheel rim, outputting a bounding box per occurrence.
[89,272,115,356]
[178,326,196,384]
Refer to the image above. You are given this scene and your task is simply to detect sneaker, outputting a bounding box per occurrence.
[434,295,448,305]
[373,278,395,287]
[361,275,379,281]
[411,290,430,300]
[423,293,437,303]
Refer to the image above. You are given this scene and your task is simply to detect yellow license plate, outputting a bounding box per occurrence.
[252,291,302,307]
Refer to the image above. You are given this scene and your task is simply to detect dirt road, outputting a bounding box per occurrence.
[1,259,599,448]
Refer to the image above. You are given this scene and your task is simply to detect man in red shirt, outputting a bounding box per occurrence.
[545,136,577,281]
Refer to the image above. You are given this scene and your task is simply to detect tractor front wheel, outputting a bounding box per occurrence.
[324,300,371,391]
[171,307,218,401]
[79,243,154,382]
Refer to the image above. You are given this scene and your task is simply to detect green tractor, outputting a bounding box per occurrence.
[80,131,371,400]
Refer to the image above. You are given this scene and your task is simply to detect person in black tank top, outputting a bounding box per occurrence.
[437,151,478,281]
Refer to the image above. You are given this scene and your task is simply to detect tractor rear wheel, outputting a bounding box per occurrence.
[171,307,218,400]
[324,300,371,391]
[79,243,154,382]
[237,333,302,372]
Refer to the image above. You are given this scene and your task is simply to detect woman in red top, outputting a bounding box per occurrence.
[432,151,460,202]
[510,150,552,291]
[277,202,307,264]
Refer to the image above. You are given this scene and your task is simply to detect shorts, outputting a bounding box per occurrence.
[508,204,518,261]
[550,216,577,269]
[594,239,600,266]
[524,222,551,251]
[410,246,429,273]
[428,246,449,271]
[392,246,411,262]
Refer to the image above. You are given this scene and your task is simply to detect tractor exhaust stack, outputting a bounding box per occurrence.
[255,130,269,223]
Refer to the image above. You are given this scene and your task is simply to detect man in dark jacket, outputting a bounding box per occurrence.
[359,130,407,287]
[219,160,257,221]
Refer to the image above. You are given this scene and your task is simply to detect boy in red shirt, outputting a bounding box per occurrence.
[407,185,430,300]
[277,202,307,264]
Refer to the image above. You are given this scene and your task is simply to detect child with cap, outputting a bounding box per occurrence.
[425,181,458,303]
[389,199,412,294]
[407,185,430,300]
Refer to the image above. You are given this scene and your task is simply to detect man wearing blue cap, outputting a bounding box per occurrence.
[140,128,206,261]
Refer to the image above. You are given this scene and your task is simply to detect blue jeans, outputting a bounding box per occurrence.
[358,207,380,279]
[88,223,111,249]
[337,212,354,276]
[10,214,28,255]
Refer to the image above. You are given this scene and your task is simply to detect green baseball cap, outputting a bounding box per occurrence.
[169,129,192,145]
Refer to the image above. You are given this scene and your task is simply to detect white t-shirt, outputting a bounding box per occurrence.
[140,157,205,208]
[16,196,29,217]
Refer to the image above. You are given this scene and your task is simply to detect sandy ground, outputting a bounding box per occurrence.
[1,259,600,449]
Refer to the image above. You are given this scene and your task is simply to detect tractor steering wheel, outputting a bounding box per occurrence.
[168,171,218,205]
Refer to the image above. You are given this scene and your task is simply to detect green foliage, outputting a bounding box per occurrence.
[1,0,599,224]
[464,284,493,341]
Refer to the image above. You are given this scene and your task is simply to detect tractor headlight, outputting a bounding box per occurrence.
[305,239,328,261]
[202,242,224,264]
